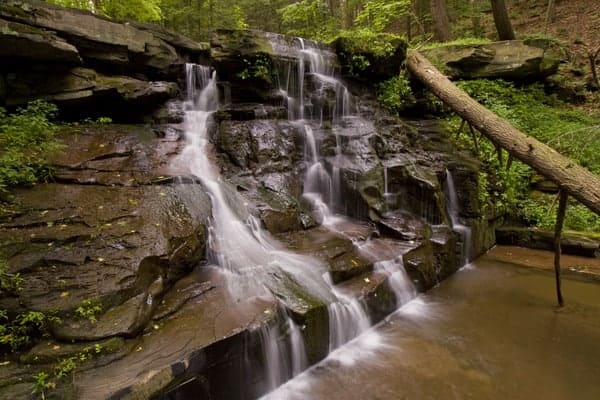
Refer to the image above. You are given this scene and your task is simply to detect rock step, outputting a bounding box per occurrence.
[73,267,279,400]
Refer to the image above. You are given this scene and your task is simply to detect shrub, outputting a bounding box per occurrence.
[0,100,62,191]
[377,73,416,113]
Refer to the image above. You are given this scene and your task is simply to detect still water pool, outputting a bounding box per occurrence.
[265,246,600,400]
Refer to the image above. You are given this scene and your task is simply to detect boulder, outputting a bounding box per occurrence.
[422,39,562,81]
[331,32,407,82]
[496,226,600,258]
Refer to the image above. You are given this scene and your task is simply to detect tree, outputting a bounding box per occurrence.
[430,0,451,42]
[47,0,163,22]
[490,0,515,40]
[355,0,411,32]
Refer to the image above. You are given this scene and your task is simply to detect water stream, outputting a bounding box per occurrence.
[446,169,472,265]
[178,57,414,395]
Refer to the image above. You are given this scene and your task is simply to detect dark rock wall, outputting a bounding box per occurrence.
[0,4,497,399]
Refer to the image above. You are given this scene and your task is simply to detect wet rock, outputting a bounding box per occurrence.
[276,226,373,284]
[335,271,396,324]
[377,211,432,241]
[381,159,448,225]
[431,226,460,281]
[3,67,179,117]
[402,241,437,291]
[71,267,280,400]
[210,29,277,102]
[50,124,182,185]
[20,337,126,365]
[422,40,562,81]
[0,124,210,339]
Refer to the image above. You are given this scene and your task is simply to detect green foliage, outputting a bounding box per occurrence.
[456,79,600,174]
[279,0,337,41]
[377,73,415,113]
[349,54,370,77]
[333,29,403,58]
[0,259,22,294]
[47,0,162,22]
[354,0,411,32]
[0,100,62,191]
[0,310,61,353]
[31,342,106,398]
[521,196,600,232]
[75,299,102,323]
[446,79,600,232]
[237,56,272,81]
[32,371,55,400]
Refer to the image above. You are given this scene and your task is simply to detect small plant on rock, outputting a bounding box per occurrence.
[75,299,102,323]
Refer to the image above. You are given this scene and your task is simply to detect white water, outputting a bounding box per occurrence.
[179,41,422,395]
[283,40,375,348]
[446,169,472,265]
[177,64,341,391]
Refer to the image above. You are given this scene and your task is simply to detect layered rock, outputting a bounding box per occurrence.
[0,0,208,118]
[422,39,562,81]
[0,13,495,400]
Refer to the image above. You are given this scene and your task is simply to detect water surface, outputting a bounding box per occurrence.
[265,248,600,400]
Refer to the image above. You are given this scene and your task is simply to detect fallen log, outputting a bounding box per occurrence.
[406,49,600,216]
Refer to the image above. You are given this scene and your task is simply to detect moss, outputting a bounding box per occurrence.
[331,31,406,58]
[419,37,492,50]
[331,30,407,82]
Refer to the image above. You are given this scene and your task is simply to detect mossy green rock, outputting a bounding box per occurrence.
[331,32,407,82]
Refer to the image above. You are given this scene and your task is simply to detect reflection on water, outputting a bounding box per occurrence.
[264,248,600,400]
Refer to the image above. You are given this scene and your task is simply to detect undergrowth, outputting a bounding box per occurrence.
[445,79,600,232]
[0,100,63,192]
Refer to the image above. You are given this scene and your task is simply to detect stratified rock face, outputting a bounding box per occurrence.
[0,18,81,64]
[0,0,208,117]
[0,19,496,400]
[422,39,562,80]
[0,124,210,338]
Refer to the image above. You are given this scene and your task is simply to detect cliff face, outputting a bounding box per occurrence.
[0,0,209,119]
[0,2,496,400]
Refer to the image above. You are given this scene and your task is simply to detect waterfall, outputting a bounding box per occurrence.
[177,60,393,394]
[177,63,339,392]
[445,169,472,265]
[280,40,375,350]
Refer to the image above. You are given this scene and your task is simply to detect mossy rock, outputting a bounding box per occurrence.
[331,32,407,82]
[421,40,563,81]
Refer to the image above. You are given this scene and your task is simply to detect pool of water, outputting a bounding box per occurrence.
[264,247,600,400]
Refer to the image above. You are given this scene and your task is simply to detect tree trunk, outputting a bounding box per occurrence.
[413,0,430,36]
[431,0,451,42]
[490,0,516,40]
[406,50,600,216]
[553,191,567,307]
[546,0,556,24]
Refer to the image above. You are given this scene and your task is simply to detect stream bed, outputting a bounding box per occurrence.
[265,246,600,400]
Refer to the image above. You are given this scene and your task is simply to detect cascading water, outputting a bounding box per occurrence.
[446,169,472,265]
[280,40,378,351]
[176,63,340,393]
[179,39,420,396]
